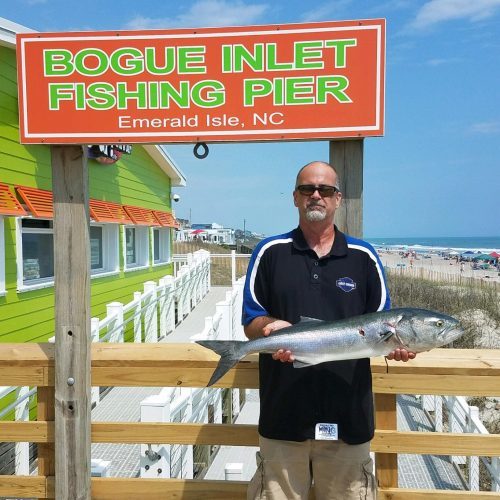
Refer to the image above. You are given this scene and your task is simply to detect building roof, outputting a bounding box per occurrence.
[0,17,187,187]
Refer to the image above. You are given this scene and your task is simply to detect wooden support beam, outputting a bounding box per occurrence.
[375,393,398,488]
[51,145,91,499]
[329,139,363,237]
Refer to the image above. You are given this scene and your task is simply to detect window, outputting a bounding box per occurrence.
[124,226,149,270]
[153,227,171,265]
[20,219,54,286]
[0,217,5,295]
[90,224,119,276]
[18,219,119,289]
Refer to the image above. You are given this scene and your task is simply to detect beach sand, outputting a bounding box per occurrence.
[378,250,500,284]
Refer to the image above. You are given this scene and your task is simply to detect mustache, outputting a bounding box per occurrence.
[306,202,324,209]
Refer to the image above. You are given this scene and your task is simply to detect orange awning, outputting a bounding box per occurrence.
[152,210,178,228]
[89,200,133,224]
[15,186,53,218]
[0,183,27,216]
[123,205,161,226]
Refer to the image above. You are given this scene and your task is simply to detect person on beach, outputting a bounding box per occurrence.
[242,161,416,500]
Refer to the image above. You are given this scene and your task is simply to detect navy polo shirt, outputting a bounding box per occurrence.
[242,226,390,444]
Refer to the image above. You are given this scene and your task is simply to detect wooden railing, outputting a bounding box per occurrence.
[0,344,499,499]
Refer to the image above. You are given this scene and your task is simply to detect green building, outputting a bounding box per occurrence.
[0,17,186,344]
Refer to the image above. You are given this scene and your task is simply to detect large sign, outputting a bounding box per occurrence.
[17,19,385,144]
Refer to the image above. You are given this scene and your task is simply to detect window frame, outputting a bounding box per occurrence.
[17,218,120,292]
[123,225,149,271]
[152,227,171,266]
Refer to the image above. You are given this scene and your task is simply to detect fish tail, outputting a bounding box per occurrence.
[196,340,246,386]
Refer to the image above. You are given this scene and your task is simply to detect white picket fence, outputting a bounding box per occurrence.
[1,249,212,475]
[421,395,500,491]
[139,276,246,479]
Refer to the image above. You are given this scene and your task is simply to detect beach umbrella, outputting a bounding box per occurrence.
[448,251,460,255]
[473,253,493,261]
[191,229,206,234]
[490,251,500,259]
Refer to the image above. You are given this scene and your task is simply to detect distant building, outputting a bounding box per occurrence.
[176,223,235,245]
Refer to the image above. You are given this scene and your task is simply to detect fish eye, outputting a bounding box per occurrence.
[436,320,444,327]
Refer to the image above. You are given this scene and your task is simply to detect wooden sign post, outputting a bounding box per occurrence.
[51,145,91,499]
[330,139,364,238]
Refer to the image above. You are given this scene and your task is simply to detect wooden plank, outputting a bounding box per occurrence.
[378,488,500,499]
[52,145,91,500]
[385,349,500,375]
[91,366,259,388]
[91,477,248,499]
[0,343,54,367]
[372,430,500,456]
[91,422,259,445]
[1,477,498,500]
[329,139,364,237]
[2,421,496,457]
[0,475,48,497]
[375,393,398,488]
[0,366,47,386]
[0,421,52,443]
[372,373,500,396]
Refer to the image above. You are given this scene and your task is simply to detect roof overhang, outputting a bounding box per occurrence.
[0,17,33,48]
[144,145,187,187]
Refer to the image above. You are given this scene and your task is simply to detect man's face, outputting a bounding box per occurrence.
[293,164,342,224]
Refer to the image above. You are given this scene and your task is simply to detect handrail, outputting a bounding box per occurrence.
[0,345,499,498]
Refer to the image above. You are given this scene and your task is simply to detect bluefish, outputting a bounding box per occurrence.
[196,308,464,386]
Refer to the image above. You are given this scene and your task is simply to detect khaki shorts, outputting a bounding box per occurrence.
[247,435,376,500]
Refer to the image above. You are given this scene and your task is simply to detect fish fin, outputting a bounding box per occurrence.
[298,316,324,324]
[377,330,395,343]
[196,340,246,386]
[293,359,312,368]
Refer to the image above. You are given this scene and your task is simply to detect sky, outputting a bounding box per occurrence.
[3,0,500,238]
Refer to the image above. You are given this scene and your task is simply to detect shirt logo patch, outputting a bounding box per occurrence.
[336,277,357,293]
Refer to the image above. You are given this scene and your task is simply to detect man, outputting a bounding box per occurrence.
[243,161,415,500]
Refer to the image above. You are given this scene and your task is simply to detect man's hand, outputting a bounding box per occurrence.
[261,320,295,363]
[386,348,417,362]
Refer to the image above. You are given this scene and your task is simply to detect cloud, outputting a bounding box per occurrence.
[470,121,500,134]
[426,57,460,66]
[300,0,353,22]
[125,0,268,29]
[412,0,500,29]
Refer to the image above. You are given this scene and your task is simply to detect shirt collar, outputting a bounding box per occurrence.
[292,225,348,258]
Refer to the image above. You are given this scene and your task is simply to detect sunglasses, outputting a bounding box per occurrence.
[296,184,339,197]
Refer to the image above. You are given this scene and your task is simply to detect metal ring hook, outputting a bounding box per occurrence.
[193,142,209,159]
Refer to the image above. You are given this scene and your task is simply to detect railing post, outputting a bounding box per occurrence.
[106,302,124,342]
[435,395,443,432]
[158,278,168,338]
[90,318,100,406]
[15,386,30,475]
[163,276,176,334]
[231,250,236,285]
[37,386,55,500]
[144,281,158,343]
[468,406,480,491]
[133,291,143,343]
[492,457,500,492]
[182,388,194,479]
[448,396,466,465]
[140,392,171,478]
[374,393,398,489]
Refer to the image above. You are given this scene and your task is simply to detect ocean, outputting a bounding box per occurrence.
[366,236,500,253]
